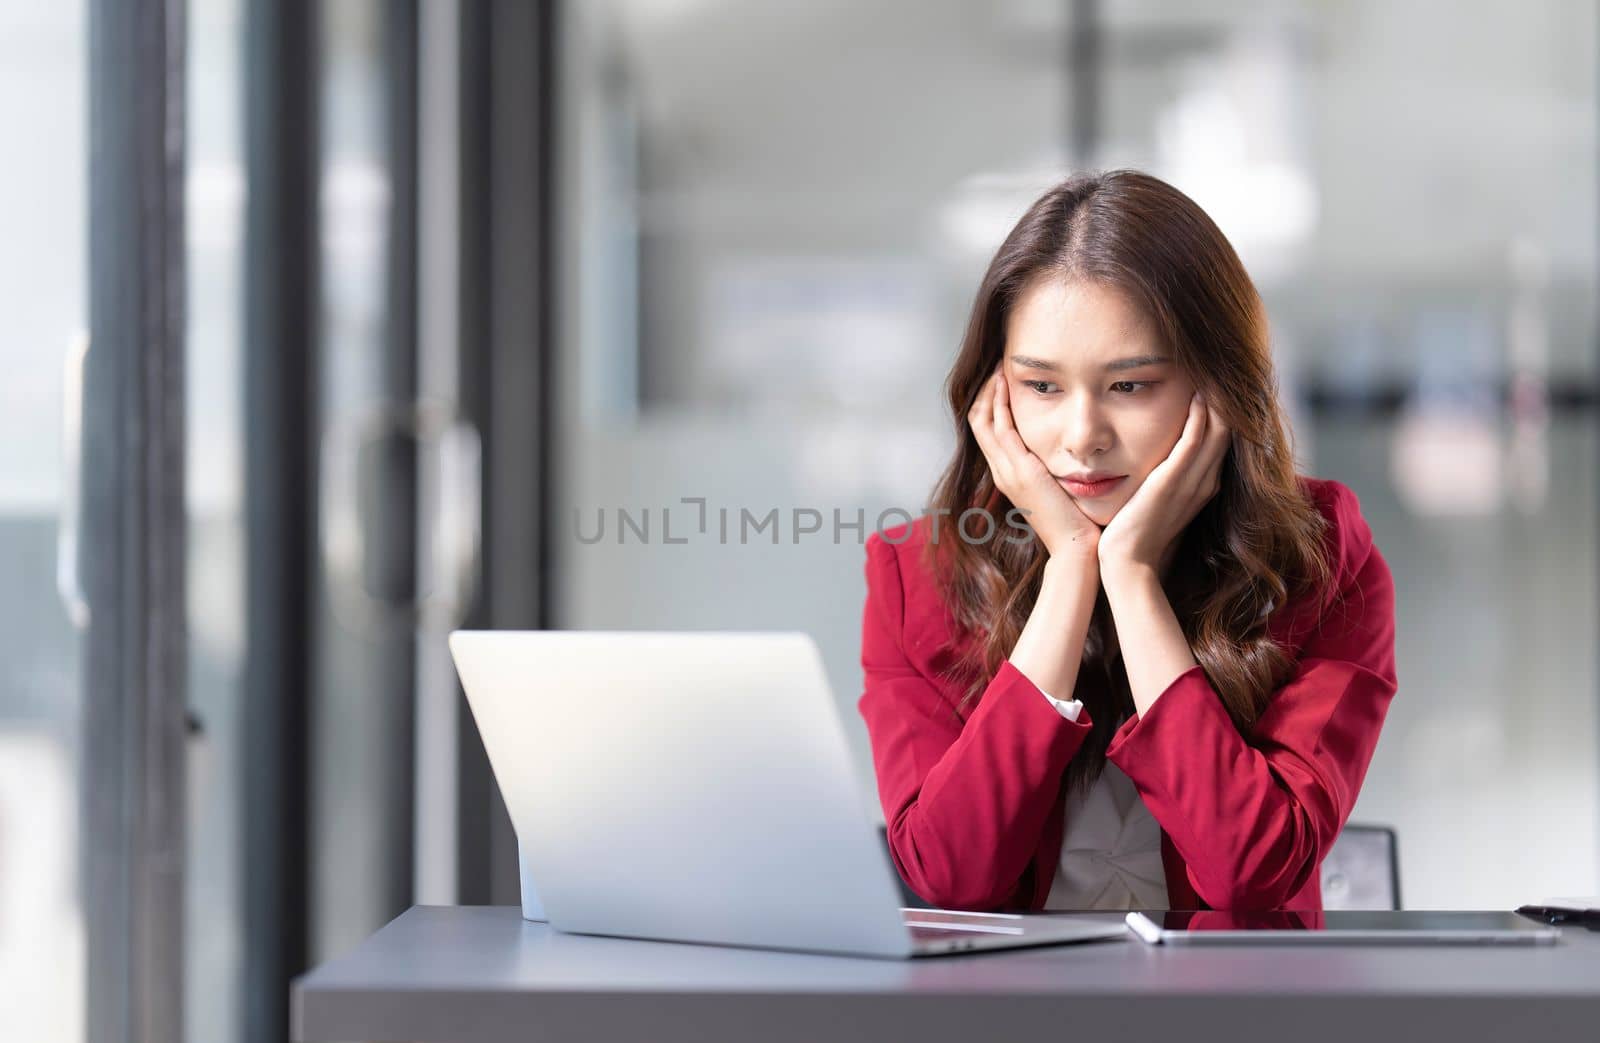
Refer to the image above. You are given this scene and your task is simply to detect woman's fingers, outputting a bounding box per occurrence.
[1180,392,1208,454]
[971,370,1061,509]
[1173,399,1228,508]
[1143,392,1204,492]
[966,374,992,428]
[990,372,1033,460]
[967,378,994,446]
[1175,393,1217,488]
[968,375,1008,478]
[1199,405,1230,498]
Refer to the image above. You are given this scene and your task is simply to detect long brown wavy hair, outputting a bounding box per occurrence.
[926,169,1333,798]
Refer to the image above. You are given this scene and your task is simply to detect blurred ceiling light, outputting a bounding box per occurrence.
[1155,25,1318,285]
[936,167,1066,257]
[1165,150,1318,273]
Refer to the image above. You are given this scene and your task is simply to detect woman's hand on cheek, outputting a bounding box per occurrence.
[968,369,1103,560]
[1097,393,1230,579]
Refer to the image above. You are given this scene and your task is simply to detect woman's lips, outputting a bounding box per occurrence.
[1058,474,1127,498]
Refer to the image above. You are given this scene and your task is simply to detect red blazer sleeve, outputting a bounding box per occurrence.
[857,531,1093,910]
[1105,484,1398,909]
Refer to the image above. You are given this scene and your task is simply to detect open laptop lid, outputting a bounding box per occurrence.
[448,629,917,957]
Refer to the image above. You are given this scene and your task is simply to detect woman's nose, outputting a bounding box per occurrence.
[1056,393,1112,460]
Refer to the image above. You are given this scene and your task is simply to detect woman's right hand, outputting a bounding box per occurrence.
[967,369,1102,560]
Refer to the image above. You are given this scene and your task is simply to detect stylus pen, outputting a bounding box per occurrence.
[1515,905,1600,929]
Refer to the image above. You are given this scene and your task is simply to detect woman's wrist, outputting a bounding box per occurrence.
[1040,552,1102,620]
[1099,555,1157,590]
[1012,550,1100,703]
[1044,547,1100,586]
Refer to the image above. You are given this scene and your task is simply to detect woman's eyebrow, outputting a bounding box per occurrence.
[1006,353,1171,373]
[1104,354,1171,372]
[1007,354,1060,372]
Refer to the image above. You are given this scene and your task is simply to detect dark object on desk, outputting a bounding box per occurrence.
[877,822,1402,910]
[1516,905,1600,930]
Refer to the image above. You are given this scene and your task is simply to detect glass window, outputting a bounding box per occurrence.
[185,1,248,1041]
[0,2,88,1039]
[1093,0,1597,909]
[554,0,1598,907]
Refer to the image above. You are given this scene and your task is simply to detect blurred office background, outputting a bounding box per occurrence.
[2,0,1597,1040]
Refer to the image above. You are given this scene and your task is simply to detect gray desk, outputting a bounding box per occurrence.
[293,906,1600,1043]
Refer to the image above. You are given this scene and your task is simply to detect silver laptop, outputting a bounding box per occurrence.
[447,629,1129,958]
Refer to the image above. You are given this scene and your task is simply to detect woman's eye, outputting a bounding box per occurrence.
[1020,379,1157,395]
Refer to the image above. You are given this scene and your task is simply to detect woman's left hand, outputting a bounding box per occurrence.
[1098,393,1231,579]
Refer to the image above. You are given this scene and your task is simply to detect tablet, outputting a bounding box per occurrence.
[1125,910,1561,946]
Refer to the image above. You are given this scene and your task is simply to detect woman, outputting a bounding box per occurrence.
[858,169,1397,913]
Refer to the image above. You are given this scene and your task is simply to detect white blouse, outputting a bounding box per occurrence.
[1036,688,1170,911]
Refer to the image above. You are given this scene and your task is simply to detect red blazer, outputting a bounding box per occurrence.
[857,476,1397,912]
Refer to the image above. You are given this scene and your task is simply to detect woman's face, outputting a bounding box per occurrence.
[1002,277,1197,528]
